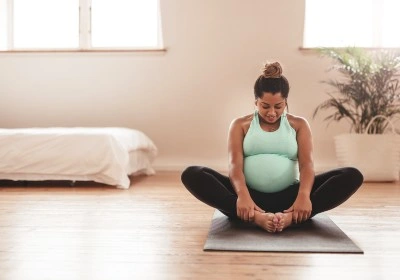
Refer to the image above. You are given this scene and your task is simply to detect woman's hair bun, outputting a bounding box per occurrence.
[262,62,282,78]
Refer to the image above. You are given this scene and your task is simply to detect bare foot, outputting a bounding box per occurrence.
[274,212,293,232]
[253,211,279,232]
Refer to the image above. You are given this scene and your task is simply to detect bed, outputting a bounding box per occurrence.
[0,127,158,189]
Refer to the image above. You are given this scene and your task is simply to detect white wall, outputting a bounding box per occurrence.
[0,0,349,172]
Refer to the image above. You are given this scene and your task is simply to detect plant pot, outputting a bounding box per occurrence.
[334,133,400,182]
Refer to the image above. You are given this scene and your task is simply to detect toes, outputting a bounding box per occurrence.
[266,226,276,233]
[265,220,277,232]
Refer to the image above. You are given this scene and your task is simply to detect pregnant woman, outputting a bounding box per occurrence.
[181,61,363,233]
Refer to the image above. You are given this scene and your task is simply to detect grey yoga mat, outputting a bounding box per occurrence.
[204,210,363,253]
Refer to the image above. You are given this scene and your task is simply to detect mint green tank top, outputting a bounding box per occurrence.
[243,111,299,193]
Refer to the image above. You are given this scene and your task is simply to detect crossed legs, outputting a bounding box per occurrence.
[181,166,363,232]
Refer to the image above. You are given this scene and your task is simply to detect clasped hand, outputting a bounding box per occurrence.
[284,194,312,224]
[236,195,264,222]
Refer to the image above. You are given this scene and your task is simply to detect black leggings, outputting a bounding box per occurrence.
[181,166,363,219]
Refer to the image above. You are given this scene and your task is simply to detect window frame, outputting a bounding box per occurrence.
[0,0,166,53]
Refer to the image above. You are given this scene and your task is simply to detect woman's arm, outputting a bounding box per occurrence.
[228,118,248,196]
[228,117,264,222]
[285,116,315,223]
[297,117,315,197]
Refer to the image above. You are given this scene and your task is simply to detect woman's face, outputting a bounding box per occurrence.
[255,92,287,124]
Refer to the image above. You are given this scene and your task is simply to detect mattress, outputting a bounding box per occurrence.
[0,127,158,189]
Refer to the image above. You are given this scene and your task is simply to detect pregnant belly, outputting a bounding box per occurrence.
[244,154,298,193]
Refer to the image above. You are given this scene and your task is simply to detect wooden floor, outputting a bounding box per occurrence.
[0,172,399,280]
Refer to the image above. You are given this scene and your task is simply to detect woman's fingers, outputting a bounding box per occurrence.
[239,205,266,222]
[293,211,306,224]
[296,210,311,223]
[239,208,252,222]
[244,209,250,222]
[283,206,293,213]
[248,208,255,222]
[237,209,244,221]
[292,211,299,223]
[255,205,265,213]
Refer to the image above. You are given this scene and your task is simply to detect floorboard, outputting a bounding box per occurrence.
[0,172,399,280]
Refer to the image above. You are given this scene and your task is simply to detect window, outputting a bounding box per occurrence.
[0,0,163,51]
[303,0,400,48]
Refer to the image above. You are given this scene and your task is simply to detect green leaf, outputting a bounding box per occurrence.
[314,47,400,134]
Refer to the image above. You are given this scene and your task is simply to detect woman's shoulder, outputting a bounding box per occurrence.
[286,113,310,131]
[230,113,254,132]
[233,113,253,122]
[231,113,253,125]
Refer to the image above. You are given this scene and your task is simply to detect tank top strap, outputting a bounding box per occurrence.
[253,110,259,124]
[246,110,259,134]
[281,111,296,134]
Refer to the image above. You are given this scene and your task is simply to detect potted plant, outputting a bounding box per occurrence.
[313,47,400,181]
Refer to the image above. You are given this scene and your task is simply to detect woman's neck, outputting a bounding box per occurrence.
[258,114,280,132]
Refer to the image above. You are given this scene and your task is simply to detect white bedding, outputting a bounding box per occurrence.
[0,127,158,189]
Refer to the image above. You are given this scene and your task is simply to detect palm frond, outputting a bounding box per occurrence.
[315,47,400,134]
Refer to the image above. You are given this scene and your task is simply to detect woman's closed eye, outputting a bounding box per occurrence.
[262,106,282,110]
